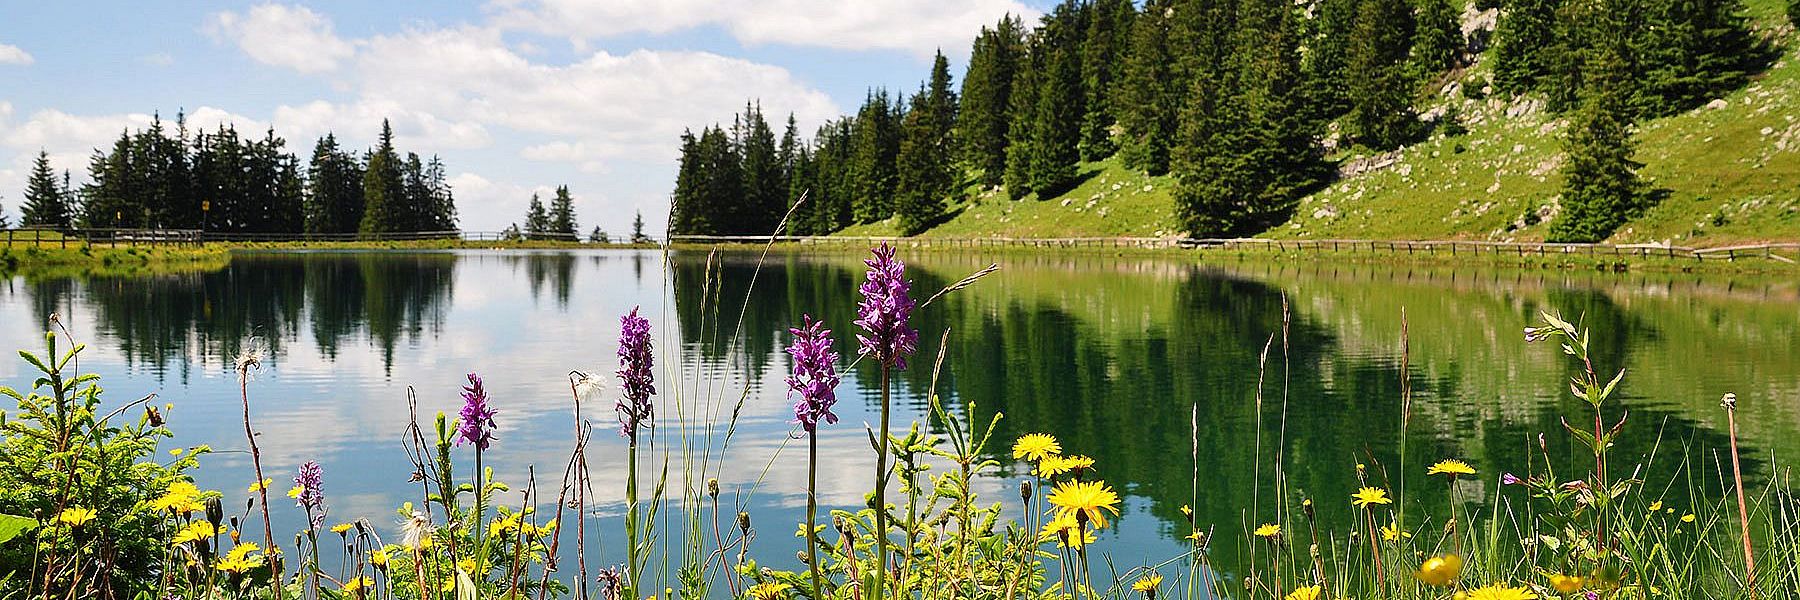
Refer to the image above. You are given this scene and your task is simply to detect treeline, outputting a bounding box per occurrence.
[7,115,457,234]
[667,0,1766,241]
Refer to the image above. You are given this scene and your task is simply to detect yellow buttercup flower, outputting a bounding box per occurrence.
[1040,512,1097,548]
[1352,486,1392,508]
[1285,585,1322,600]
[1012,433,1061,462]
[1415,554,1463,587]
[748,582,791,600]
[1681,513,1696,523]
[1648,500,1663,513]
[171,521,217,545]
[1046,480,1121,529]
[1548,573,1584,593]
[57,507,97,527]
[1254,523,1281,538]
[1132,572,1163,595]
[1381,522,1412,541]
[1428,459,1477,477]
[1463,583,1538,600]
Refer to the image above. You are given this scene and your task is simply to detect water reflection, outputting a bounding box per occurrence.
[0,249,1794,584]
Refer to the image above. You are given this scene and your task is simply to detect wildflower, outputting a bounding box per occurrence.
[171,521,217,545]
[1040,512,1096,548]
[785,315,841,433]
[1046,479,1122,529]
[1381,522,1412,541]
[293,460,326,529]
[400,510,434,550]
[151,481,205,514]
[1415,554,1464,587]
[216,543,265,574]
[371,547,392,568]
[1548,573,1585,593]
[1464,583,1538,600]
[615,307,656,439]
[248,478,273,493]
[1179,505,1193,519]
[853,243,919,370]
[331,522,355,536]
[1034,455,1073,478]
[456,372,497,450]
[1062,455,1096,474]
[1501,472,1523,486]
[1428,459,1477,476]
[1012,433,1061,462]
[1648,500,1663,513]
[56,507,96,528]
[1132,572,1163,599]
[234,337,265,383]
[748,582,791,600]
[1254,523,1281,539]
[343,576,372,592]
[1681,513,1696,523]
[1285,585,1322,600]
[1352,486,1392,508]
[572,370,607,403]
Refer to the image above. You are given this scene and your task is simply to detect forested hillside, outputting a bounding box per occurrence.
[668,0,1799,245]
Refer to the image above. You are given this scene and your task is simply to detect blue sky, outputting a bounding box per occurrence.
[0,1,1046,234]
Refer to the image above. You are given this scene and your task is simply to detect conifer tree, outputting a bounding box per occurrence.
[1304,0,1359,123]
[523,193,550,238]
[925,51,958,146]
[1080,0,1135,160]
[669,130,708,235]
[1029,4,1086,197]
[1550,42,1645,242]
[550,185,578,237]
[1631,0,1754,116]
[739,102,784,234]
[850,91,900,222]
[631,211,650,243]
[1411,0,1463,79]
[1492,0,1562,93]
[22,151,74,228]
[1118,0,1178,174]
[304,134,365,234]
[1003,34,1043,199]
[1346,0,1418,149]
[360,120,407,233]
[959,15,1026,188]
[895,87,953,236]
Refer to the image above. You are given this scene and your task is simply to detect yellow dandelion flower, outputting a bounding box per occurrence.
[1062,455,1096,472]
[1352,486,1392,508]
[249,478,274,493]
[1185,529,1206,543]
[343,576,373,593]
[57,507,97,528]
[1254,523,1281,538]
[1681,513,1696,523]
[331,522,356,535]
[1132,572,1163,594]
[1427,459,1477,477]
[1035,456,1073,478]
[458,558,477,574]
[371,547,391,568]
[1012,433,1061,462]
[1285,585,1322,600]
[748,582,791,600]
[1381,522,1412,541]
[1548,573,1584,593]
[1415,554,1463,587]
[170,448,185,456]
[171,521,217,545]
[1046,479,1121,530]
[287,486,304,499]
[1040,512,1097,548]
[1463,583,1537,600]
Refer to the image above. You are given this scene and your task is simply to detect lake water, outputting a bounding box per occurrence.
[1,249,1796,590]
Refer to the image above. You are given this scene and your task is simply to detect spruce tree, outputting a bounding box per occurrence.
[631,211,650,243]
[523,193,550,238]
[895,87,953,236]
[1411,0,1464,80]
[1170,0,1245,235]
[1029,4,1086,198]
[850,91,900,222]
[1492,0,1562,93]
[1346,0,1418,149]
[1118,0,1178,174]
[22,151,74,228]
[359,120,407,233]
[1549,44,1645,242]
[305,134,366,234]
[1631,0,1754,117]
[550,185,578,237]
[669,130,708,235]
[696,126,743,234]
[739,102,784,234]
[958,15,1025,188]
[1080,0,1135,161]
[1003,34,1044,200]
[1304,0,1360,123]
[925,51,958,146]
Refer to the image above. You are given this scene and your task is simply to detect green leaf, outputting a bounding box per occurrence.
[0,514,38,544]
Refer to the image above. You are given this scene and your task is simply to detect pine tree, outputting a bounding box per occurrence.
[925,51,959,147]
[958,15,1026,188]
[1346,0,1418,149]
[1118,0,1178,174]
[1411,0,1464,79]
[1170,0,1245,235]
[631,211,650,243]
[1549,42,1645,242]
[1304,0,1360,123]
[22,151,74,228]
[424,156,457,231]
[305,134,366,233]
[669,130,709,235]
[523,193,550,238]
[1631,0,1754,117]
[1029,3,1087,197]
[360,120,407,233]
[1492,0,1563,93]
[1003,33,1043,200]
[850,91,900,222]
[1080,0,1136,161]
[895,87,953,236]
[739,102,784,234]
[549,185,578,237]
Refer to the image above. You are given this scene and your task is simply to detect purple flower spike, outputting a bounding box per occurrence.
[1501,472,1522,486]
[853,243,918,370]
[294,460,326,529]
[786,314,841,434]
[616,307,656,440]
[457,372,497,450]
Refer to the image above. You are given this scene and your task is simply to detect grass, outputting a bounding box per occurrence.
[0,244,231,278]
[836,156,1183,239]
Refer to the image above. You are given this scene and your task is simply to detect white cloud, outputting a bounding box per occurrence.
[205,4,355,73]
[0,106,269,203]
[0,43,32,66]
[273,100,491,151]
[487,0,1038,56]
[141,52,176,67]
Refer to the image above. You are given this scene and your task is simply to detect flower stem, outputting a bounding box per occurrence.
[808,433,823,598]
[626,439,640,599]
[874,366,891,600]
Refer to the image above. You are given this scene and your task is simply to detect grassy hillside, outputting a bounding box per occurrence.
[847,8,1800,246]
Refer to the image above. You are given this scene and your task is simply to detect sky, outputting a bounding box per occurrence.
[0,1,1046,235]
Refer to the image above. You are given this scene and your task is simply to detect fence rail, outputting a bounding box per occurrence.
[4,228,1795,263]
